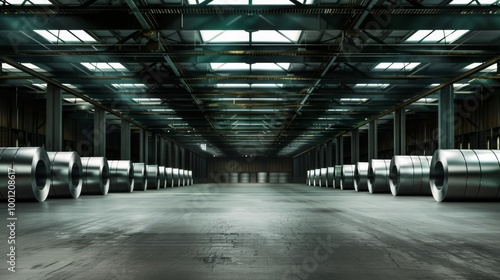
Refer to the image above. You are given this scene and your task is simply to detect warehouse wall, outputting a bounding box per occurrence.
[207,157,292,173]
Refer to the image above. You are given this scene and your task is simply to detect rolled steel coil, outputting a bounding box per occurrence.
[313,168,320,187]
[133,163,147,191]
[146,165,160,189]
[179,169,185,186]
[340,164,356,190]
[334,165,342,189]
[229,172,239,184]
[108,160,134,193]
[269,172,279,184]
[0,147,51,202]
[354,162,369,192]
[172,168,180,186]
[306,170,311,186]
[257,172,267,183]
[430,149,500,202]
[165,167,173,187]
[326,167,335,188]
[47,151,82,198]
[249,172,257,183]
[189,170,193,185]
[319,168,327,187]
[278,172,289,183]
[367,159,391,194]
[389,156,432,196]
[158,166,166,188]
[183,169,189,186]
[81,157,110,195]
[240,172,250,183]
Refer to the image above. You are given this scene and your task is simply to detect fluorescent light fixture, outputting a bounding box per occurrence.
[210,63,290,71]
[223,108,283,112]
[414,98,438,104]
[327,108,349,112]
[112,83,147,89]
[217,97,283,101]
[32,83,76,89]
[201,30,301,43]
[215,83,251,88]
[149,109,174,112]
[6,0,52,5]
[81,62,127,72]
[210,63,248,71]
[354,83,390,89]
[63,97,86,103]
[132,98,162,105]
[251,84,284,88]
[189,0,314,4]
[449,0,497,4]
[430,83,470,89]
[374,62,420,71]
[200,143,207,151]
[339,98,369,104]
[34,30,96,43]
[201,30,248,43]
[463,63,497,72]
[253,31,301,43]
[253,0,314,4]
[405,30,469,43]
[2,63,45,72]
[252,63,290,71]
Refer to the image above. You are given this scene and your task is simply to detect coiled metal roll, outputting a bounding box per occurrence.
[354,162,369,192]
[189,170,193,185]
[257,172,267,183]
[389,156,432,196]
[81,157,110,195]
[313,169,320,187]
[334,165,342,189]
[430,149,500,202]
[108,160,134,193]
[319,168,327,187]
[269,172,279,184]
[165,167,173,187]
[240,172,250,183]
[0,147,51,202]
[133,163,147,191]
[47,151,82,198]
[180,169,186,186]
[229,172,239,184]
[367,159,391,194]
[172,168,180,186]
[158,166,166,188]
[146,165,160,189]
[278,172,289,183]
[340,164,356,190]
[326,167,335,188]
[306,170,311,186]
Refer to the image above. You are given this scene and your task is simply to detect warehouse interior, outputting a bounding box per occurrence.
[1,0,500,279]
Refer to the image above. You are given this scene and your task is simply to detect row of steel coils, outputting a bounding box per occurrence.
[0,147,194,202]
[306,149,500,202]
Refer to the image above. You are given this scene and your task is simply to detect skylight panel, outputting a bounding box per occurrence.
[210,63,249,71]
[113,84,147,89]
[253,0,315,4]
[414,98,437,104]
[251,84,284,88]
[2,63,45,72]
[200,30,248,43]
[354,83,390,89]
[149,109,174,112]
[216,84,251,88]
[430,83,470,89]
[34,30,96,43]
[132,98,162,105]
[81,62,127,72]
[189,0,314,4]
[463,63,497,72]
[449,0,497,4]
[32,83,76,90]
[253,31,301,43]
[252,63,290,71]
[374,62,420,71]
[339,98,369,104]
[63,97,86,103]
[405,30,432,42]
[405,30,468,43]
[206,0,247,4]
[6,0,52,5]
[328,108,349,112]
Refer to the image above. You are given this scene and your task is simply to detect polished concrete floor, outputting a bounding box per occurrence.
[2,183,500,280]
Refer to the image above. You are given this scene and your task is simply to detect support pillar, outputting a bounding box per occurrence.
[368,120,378,161]
[439,85,455,149]
[144,131,149,164]
[394,108,406,155]
[121,120,131,160]
[338,136,344,165]
[159,138,166,166]
[326,140,333,167]
[45,84,62,151]
[151,134,158,164]
[167,141,173,166]
[351,129,359,164]
[93,107,106,157]
[174,144,180,167]
[139,129,145,162]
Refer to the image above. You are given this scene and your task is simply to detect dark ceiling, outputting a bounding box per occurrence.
[0,0,499,157]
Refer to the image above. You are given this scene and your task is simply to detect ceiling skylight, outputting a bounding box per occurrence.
[253,63,290,71]
[339,98,369,104]
[374,62,420,71]
[81,63,127,72]
[112,84,147,89]
[2,63,45,72]
[463,63,497,72]
[132,98,162,105]
[32,83,76,90]
[217,97,284,101]
[215,83,284,88]
[405,30,469,43]
[5,0,52,5]
[188,0,314,4]
[449,0,497,4]
[414,98,438,104]
[34,30,96,43]
[430,83,470,89]
[354,84,390,89]
[200,30,301,43]
[210,63,290,71]
[63,97,86,103]
[327,108,350,112]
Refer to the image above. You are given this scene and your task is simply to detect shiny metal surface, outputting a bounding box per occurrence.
[146,165,160,189]
[47,151,82,198]
[165,167,173,187]
[430,149,500,202]
[320,168,327,187]
[278,172,289,184]
[354,162,369,192]
[158,166,166,188]
[257,172,267,183]
[108,160,134,193]
[306,170,311,186]
[229,172,239,184]
[240,172,250,183]
[183,169,189,186]
[269,172,279,184]
[189,170,193,185]
[313,168,320,187]
[133,163,147,191]
[0,147,51,202]
[81,157,110,195]
[326,167,335,188]
[340,164,355,190]
[172,168,180,186]
[389,156,432,196]
[334,165,342,189]
[367,159,391,194]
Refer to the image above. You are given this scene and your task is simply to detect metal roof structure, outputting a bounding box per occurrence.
[0,0,499,157]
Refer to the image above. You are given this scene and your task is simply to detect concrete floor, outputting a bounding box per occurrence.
[2,183,500,280]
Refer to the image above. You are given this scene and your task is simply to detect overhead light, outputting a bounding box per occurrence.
[32,83,76,90]
[449,0,497,4]
[189,0,314,4]
[215,83,250,88]
[112,83,146,89]
[82,62,127,72]
[2,63,45,72]
[430,83,470,89]
[132,98,162,105]
[217,97,283,101]
[463,63,497,72]
[149,109,174,112]
[414,98,438,104]
[374,62,420,71]
[200,30,302,43]
[5,0,52,5]
[327,108,349,112]
[354,83,390,89]
[405,30,469,43]
[63,97,86,103]
[252,63,290,71]
[34,30,96,43]
[339,98,369,104]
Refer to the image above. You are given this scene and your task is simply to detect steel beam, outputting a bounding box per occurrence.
[93,107,106,157]
[351,129,360,164]
[45,84,62,151]
[368,120,378,161]
[438,85,455,149]
[393,108,406,155]
[121,120,131,160]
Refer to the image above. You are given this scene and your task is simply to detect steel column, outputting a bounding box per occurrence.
[394,108,406,155]
[438,85,455,149]
[93,107,106,157]
[368,120,378,161]
[45,84,62,151]
[120,120,131,160]
[351,129,360,164]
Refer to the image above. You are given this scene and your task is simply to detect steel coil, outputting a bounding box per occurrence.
[133,163,147,191]
[334,165,342,189]
[0,147,51,202]
[240,172,250,183]
[81,157,110,195]
[172,168,180,186]
[189,170,193,185]
[306,170,311,186]
[430,149,500,202]
[319,168,327,187]
[367,159,391,194]
[326,167,335,188]
[146,165,160,189]
[47,151,82,198]
[229,172,239,184]
[180,169,186,186]
[313,168,320,187]
[158,166,166,188]
[340,164,356,190]
[165,167,173,187]
[354,162,369,192]
[269,172,279,184]
[257,172,267,183]
[183,169,188,186]
[108,160,134,193]
[278,172,289,183]
[389,156,432,196]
